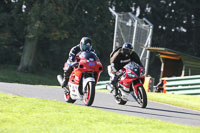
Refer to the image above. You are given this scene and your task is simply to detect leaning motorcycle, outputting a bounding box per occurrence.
[57,51,103,106]
[106,61,147,108]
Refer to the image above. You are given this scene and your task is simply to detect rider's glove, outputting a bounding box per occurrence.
[115,70,123,76]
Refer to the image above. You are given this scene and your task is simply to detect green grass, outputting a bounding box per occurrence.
[0,92,200,133]
[0,65,60,85]
[99,89,200,111]
[0,65,109,85]
[147,92,200,111]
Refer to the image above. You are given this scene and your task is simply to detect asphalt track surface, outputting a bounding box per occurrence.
[0,82,200,127]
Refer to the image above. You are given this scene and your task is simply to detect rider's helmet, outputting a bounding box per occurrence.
[122,42,133,55]
[80,37,92,52]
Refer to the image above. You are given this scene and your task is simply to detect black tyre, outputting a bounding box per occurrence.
[114,90,127,105]
[83,81,95,106]
[135,86,147,108]
[64,88,76,103]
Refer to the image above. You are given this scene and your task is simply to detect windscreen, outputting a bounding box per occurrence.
[80,52,98,61]
[124,61,139,71]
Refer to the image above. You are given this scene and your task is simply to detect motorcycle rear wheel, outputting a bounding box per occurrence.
[64,88,76,103]
[135,86,147,108]
[114,90,127,105]
[83,81,95,106]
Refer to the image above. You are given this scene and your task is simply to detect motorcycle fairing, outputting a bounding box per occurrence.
[133,82,143,95]
[82,77,95,93]
[119,68,138,88]
[68,82,82,100]
[69,69,82,85]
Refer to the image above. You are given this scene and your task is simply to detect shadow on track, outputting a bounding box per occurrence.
[92,105,200,121]
[125,104,200,116]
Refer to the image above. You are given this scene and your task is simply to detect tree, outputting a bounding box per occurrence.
[17,1,43,72]
[17,0,113,73]
[17,0,71,72]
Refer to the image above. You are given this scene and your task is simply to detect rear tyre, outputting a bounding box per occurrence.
[83,81,95,106]
[135,86,147,108]
[64,88,76,103]
[114,90,127,105]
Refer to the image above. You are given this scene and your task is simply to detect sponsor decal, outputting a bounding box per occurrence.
[89,62,95,66]
[75,76,79,81]
[120,59,131,63]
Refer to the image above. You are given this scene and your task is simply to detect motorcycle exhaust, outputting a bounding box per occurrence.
[106,84,113,92]
[57,75,63,86]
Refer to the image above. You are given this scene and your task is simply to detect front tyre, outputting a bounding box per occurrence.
[136,86,147,108]
[83,81,95,106]
[64,88,76,103]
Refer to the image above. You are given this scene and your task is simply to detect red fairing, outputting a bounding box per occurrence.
[68,52,103,85]
[111,61,147,108]
[119,61,145,92]
[133,83,143,95]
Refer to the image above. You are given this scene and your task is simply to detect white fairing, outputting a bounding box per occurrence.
[68,82,82,100]
[119,88,136,102]
[68,77,95,100]
[82,77,95,92]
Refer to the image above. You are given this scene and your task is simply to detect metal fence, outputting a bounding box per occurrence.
[109,8,153,75]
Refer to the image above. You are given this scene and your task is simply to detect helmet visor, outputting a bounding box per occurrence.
[123,48,132,54]
[82,44,92,51]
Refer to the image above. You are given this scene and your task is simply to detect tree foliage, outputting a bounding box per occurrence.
[0,0,200,77]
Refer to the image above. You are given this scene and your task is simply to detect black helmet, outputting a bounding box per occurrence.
[122,42,133,55]
[80,37,92,52]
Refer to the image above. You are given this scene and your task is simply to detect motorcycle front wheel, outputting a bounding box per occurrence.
[135,85,147,108]
[83,81,95,106]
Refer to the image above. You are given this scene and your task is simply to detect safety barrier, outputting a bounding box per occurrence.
[96,81,110,89]
[162,75,200,95]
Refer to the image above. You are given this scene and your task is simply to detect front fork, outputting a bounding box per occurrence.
[82,77,95,93]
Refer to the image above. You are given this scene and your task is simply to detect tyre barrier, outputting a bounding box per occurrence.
[162,75,200,95]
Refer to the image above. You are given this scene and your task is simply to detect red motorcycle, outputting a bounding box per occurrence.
[106,61,147,108]
[57,51,103,106]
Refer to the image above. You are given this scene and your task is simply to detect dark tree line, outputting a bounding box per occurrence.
[0,0,200,77]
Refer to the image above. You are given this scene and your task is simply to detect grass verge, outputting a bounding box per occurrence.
[100,89,200,111]
[0,92,200,133]
[0,65,109,85]
[147,92,200,111]
[0,65,58,85]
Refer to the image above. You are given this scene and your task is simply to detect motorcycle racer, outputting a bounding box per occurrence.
[107,42,144,95]
[61,37,95,88]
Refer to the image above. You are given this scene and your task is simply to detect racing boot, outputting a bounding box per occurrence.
[61,77,69,88]
[112,86,118,96]
[61,65,74,88]
[61,71,69,88]
[111,78,118,96]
